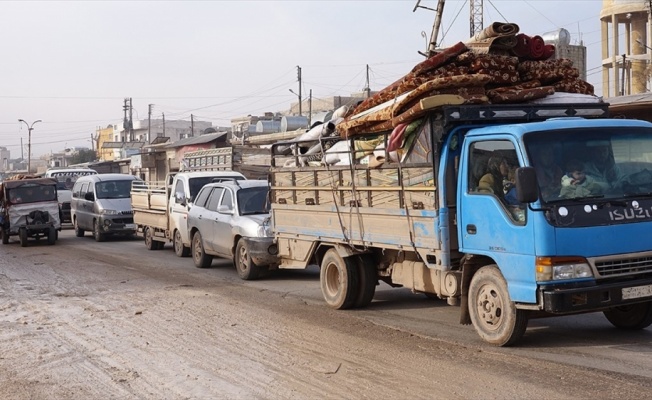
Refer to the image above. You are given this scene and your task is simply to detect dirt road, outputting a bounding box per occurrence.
[1,232,651,399]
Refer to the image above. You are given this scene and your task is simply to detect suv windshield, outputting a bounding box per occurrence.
[524,127,652,204]
[237,186,270,215]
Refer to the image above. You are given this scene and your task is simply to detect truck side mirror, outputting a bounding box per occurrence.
[516,167,539,203]
[217,205,234,215]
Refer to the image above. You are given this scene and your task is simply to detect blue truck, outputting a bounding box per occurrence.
[260,102,652,346]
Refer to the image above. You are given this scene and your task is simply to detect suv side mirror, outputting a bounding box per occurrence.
[516,167,539,203]
[84,192,95,201]
[217,205,234,215]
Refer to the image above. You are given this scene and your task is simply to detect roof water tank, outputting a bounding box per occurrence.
[541,28,571,46]
[255,120,281,133]
[280,116,309,132]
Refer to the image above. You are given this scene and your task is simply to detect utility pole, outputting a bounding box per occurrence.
[190,114,194,138]
[308,89,312,127]
[162,112,166,136]
[148,104,153,143]
[414,0,445,57]
[20,138,23,160]
[363,64,371,97]
[621,54,627,96]
[297,65,302,116]
[122,98,129,142]
[128,97,134,141]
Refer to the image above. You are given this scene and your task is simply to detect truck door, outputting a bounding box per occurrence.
[169,178,190,245]
[459,139,535,270]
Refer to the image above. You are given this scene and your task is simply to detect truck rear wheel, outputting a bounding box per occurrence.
[354,254,377,308]
[192,231,213,268]
[1,229,8,244]
[468,265,528,346]
[603,301,652,330]
[19,228,28,247]
[320,249,359,310]
[144,227,160,250]
[174,230,190,257]
[235,239,261,280]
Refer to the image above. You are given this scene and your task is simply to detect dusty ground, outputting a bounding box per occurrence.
[1,233,652,399]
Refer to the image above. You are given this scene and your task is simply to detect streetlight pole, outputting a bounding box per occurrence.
[18,119,41,174]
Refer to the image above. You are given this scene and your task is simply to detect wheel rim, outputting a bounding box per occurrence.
[238,245,248,272]
[193,235,202,261]
[174,231,182,253]
[323,261,341,298]
[145,228,152,246]
[476,283,504,332]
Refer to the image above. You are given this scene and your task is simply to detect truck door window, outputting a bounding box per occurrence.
[468,140,524,222]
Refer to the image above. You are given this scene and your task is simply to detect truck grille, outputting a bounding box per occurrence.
[121,210,133,215]
[595,255,652,278]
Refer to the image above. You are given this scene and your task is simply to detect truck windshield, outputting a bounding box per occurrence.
[7,185,57,204]
[96,180,133,199]
[524,127,652,204]
[237,187,270,215]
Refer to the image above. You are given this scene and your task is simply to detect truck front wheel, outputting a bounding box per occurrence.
[1,229,8,244]
[320,249,359,310]
[604,301,652,330]
[468,265,528,346]
[174,230,190,257]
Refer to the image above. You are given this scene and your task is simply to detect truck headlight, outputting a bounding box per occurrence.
[100,209,119,215]
[536,257,593,282]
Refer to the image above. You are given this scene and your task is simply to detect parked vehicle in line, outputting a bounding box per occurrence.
[187,179,277,279]
[130,171,246,256]
[71,173,140,242]
[45,167,97,223]
[0,177,61,246]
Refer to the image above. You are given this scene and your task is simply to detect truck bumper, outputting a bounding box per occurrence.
[244,237,279,266]
[542,277,652,314]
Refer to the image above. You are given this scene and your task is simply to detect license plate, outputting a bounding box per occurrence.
[125,224,136,229]
[622,284,652,300]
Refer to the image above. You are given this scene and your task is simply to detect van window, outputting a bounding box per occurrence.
[79,182,89,198]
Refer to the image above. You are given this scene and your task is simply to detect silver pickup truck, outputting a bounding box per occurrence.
[187,179,278,279]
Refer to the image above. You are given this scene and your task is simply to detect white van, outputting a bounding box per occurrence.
[45,168,97,223]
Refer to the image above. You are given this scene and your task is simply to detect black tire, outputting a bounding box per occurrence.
[144,227,159,251]
[1,229,8,245]
[156,240,165,250]
[174,229,190,257]
[19,228,28,247]
[73,218,84,237]
[319,249,359,310]
[93,220,105,242]
[354,254,377,308]
[604,301,652,330]
[235,239,262,280]
[192,231,213,268]
[47,226,56,245]
[468,265,528,346]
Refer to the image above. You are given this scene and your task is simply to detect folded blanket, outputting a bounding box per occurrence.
[488,86,555,103]
[553,78,595,95]
[521,67,579,84]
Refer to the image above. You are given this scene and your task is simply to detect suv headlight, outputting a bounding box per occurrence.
[100,209,120,215]
[536,257,593,281]
[257,218,273,237]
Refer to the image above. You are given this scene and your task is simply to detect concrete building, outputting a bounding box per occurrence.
[96,125,115,162]
[0,147,10,172]
[601,0,651,97]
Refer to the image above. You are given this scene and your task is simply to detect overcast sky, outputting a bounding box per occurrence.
[0,0,603,158]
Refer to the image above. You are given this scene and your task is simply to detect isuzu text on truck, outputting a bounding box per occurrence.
[252,103,652,346]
